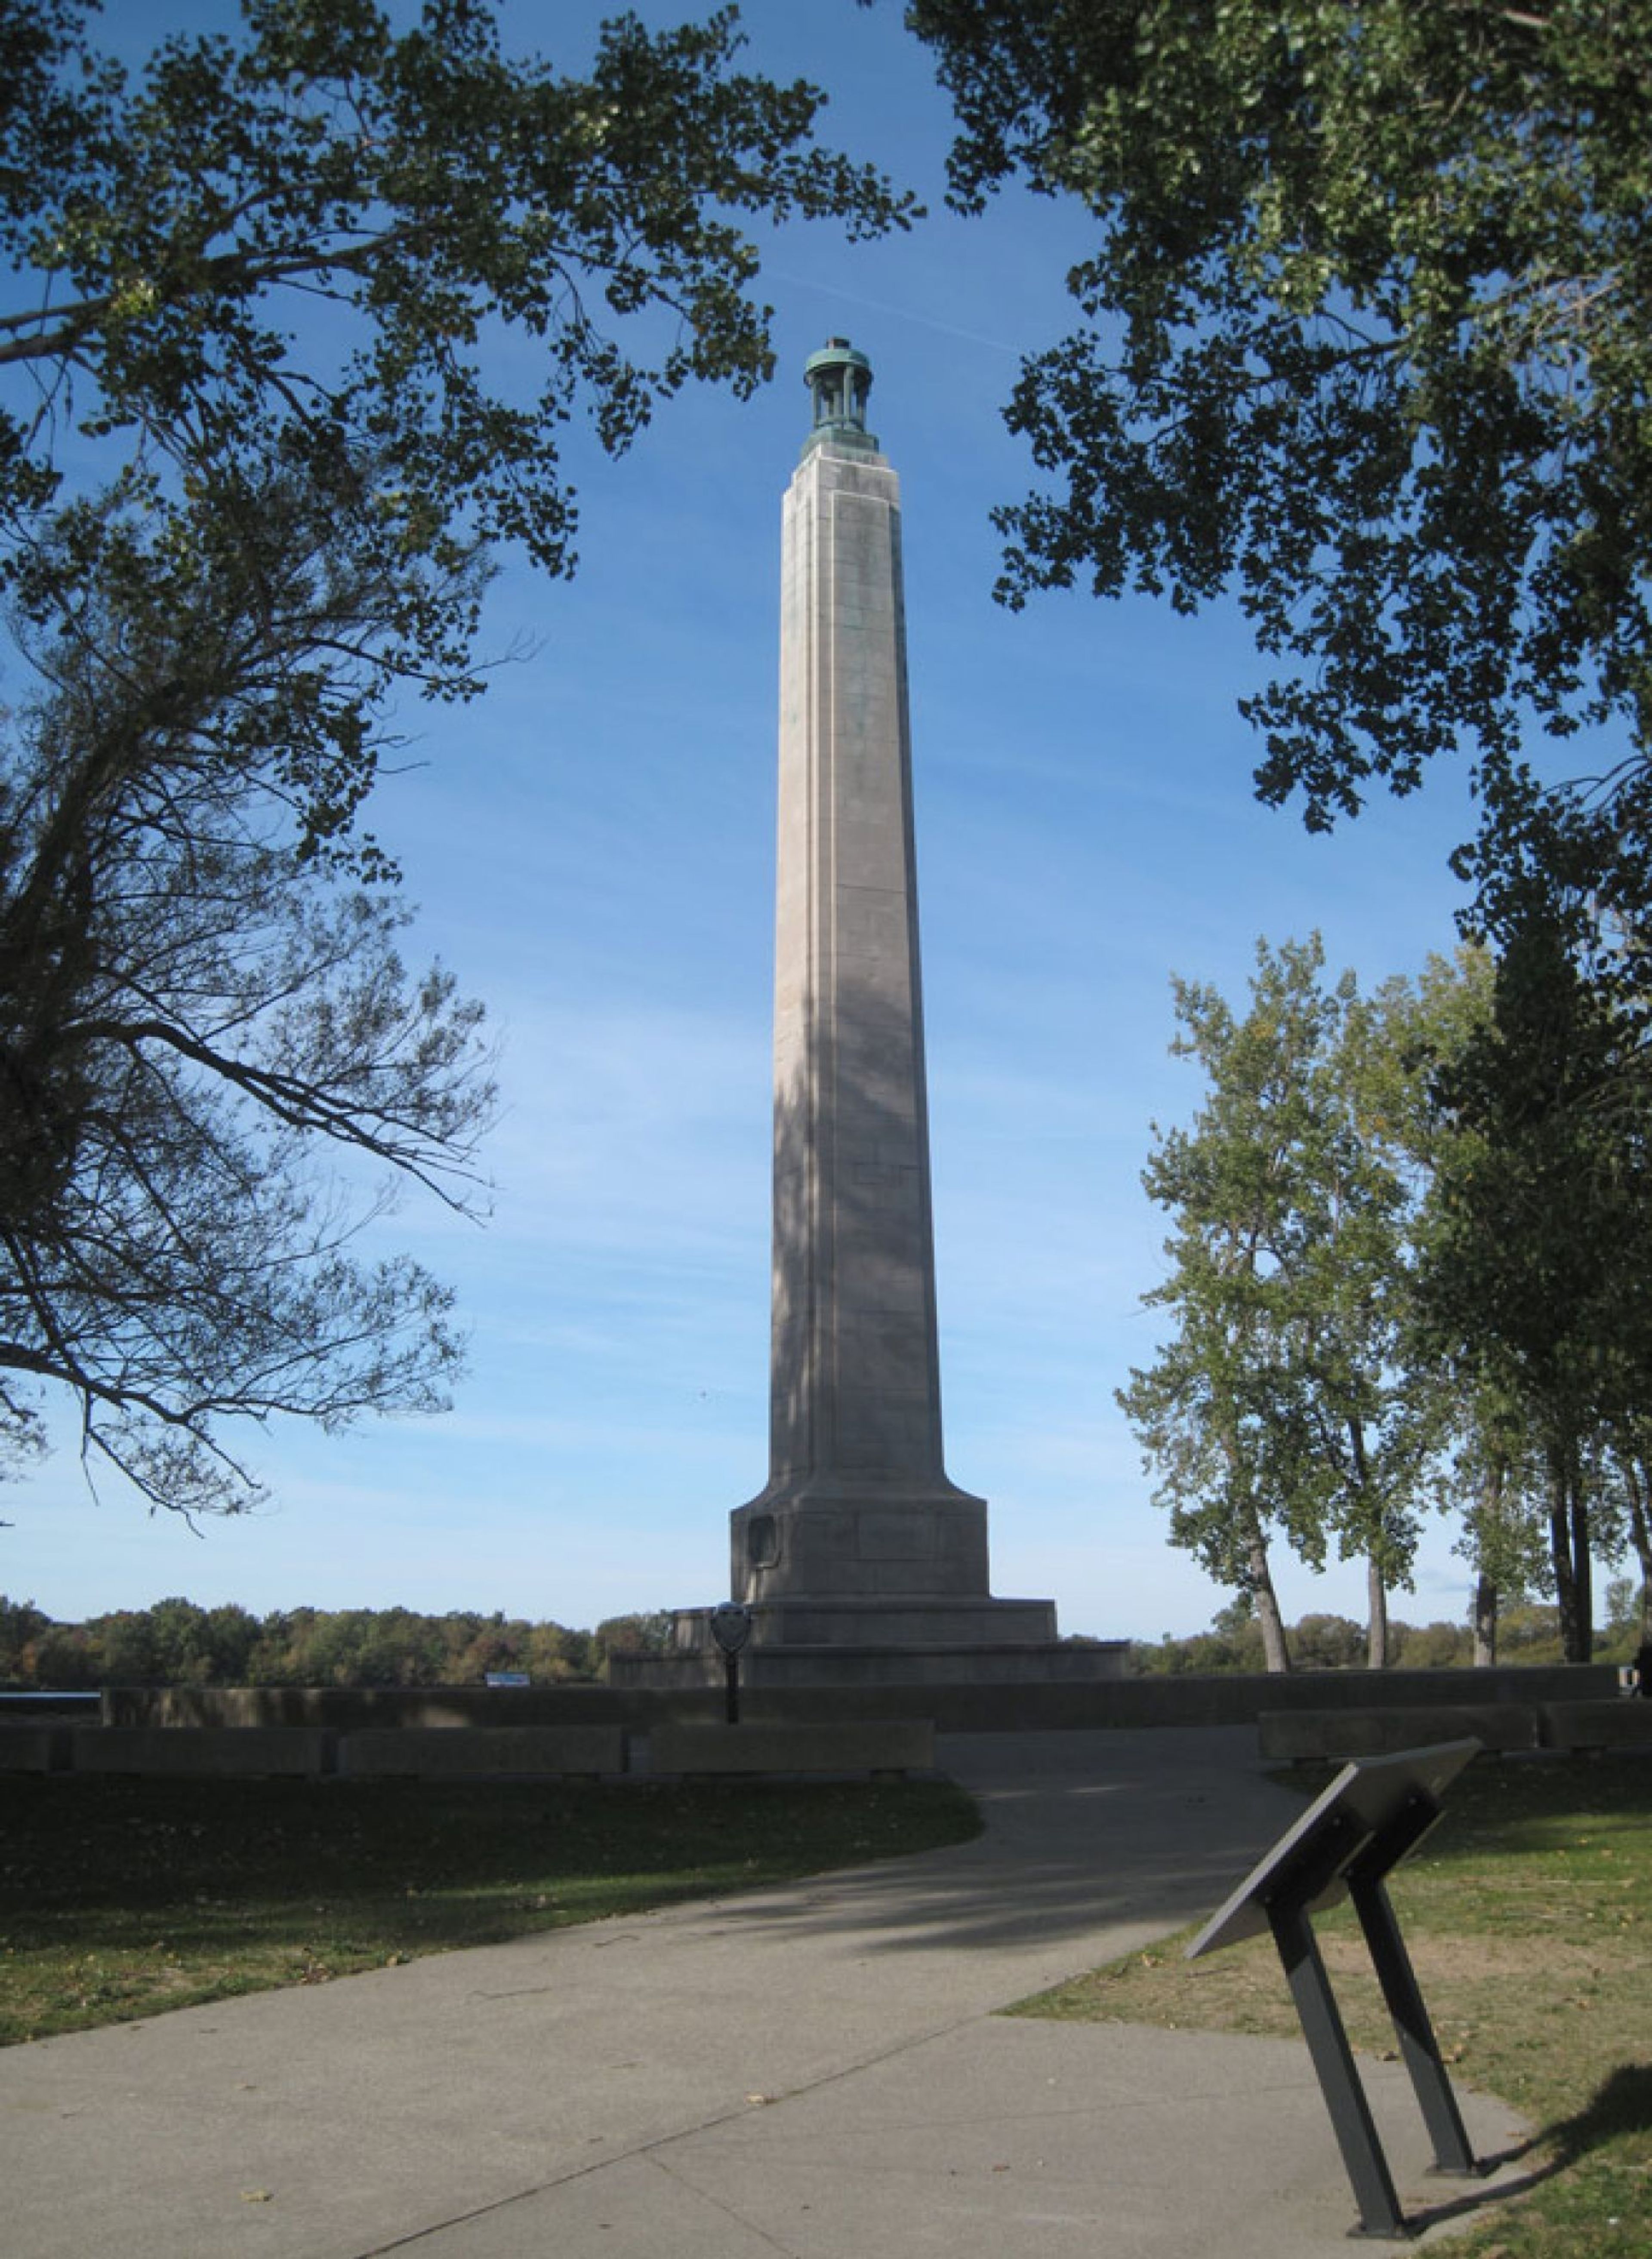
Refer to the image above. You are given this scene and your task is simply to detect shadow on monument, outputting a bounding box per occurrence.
[758,966,974,1509]
[730,974,1082,1654]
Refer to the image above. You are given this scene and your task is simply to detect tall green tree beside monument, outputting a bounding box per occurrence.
[1120,939,1358,1672]
[901,1,1652,948]
[1286,973,1449,1667]
[1351,945,1568,1665]
[0,0,912,1515]
[1122,938,1477,1666]
[1601,1423,1652,1641]
[1417,912,1652,1662]
[1438,1388,1548,1667]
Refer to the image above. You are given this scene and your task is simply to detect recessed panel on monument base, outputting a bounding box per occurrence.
[732,1492,992,1602]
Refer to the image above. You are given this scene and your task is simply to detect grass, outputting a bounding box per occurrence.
[1010,1754,1652,2258]
[0,1771,980,2046]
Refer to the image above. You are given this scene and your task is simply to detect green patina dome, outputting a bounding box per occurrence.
[801,336,878,456]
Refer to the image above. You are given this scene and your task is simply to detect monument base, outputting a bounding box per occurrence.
[607,1594,1130,1692]
[611,1633,1130,1692]
[683,1593,1057,1651]
[732,1486,992,1603]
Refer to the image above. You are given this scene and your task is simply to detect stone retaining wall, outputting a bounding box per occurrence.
[1260,1696,1652,1763]
[0,1718,919,1779]
[100,1661,1622,1736]
[7,1671,1645,1777]
[651,1719,934,1777]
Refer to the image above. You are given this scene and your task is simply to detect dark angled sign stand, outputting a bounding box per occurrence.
[1187,1740,1485,2240]
[709,1602,753,1724]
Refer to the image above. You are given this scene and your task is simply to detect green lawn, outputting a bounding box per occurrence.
[0,1772,980,2046]
[1011,1754,1652,2259]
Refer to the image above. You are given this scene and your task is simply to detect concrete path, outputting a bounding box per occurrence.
[0,1727,1534,2257]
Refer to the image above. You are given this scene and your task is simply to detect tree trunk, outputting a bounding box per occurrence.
[1473,1572,1498,1668]
[1473,1455,1506,1668]
[1548,1489,1579,1663]
[1624,1458,1652,1634]
[1247,1522,1292,1673]
[1366,1553,1390,1670]
[1571,1485,1593,1664]
[1547,1437,1591,1665]
[1347,1418,1388,1668]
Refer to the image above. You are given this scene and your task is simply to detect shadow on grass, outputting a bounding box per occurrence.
[0,1776,980,1917]
[1403,2061,1652,2237]
[1546,2059,1652,2163]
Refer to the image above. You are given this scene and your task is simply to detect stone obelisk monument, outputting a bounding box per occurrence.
[727,340,1059,1669]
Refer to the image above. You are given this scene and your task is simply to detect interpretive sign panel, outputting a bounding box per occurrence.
[1188,1737,1479,1960]
[1189,1738,1483,2240]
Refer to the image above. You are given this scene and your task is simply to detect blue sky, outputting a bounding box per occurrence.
[6,2,1497,1642]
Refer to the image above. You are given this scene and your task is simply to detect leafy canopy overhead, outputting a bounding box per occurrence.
[3,0,913,857]
[904,0,1652,844]
[0,0,914,1516]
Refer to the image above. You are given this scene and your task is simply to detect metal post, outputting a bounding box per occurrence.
[708,1602,752,1728]
[1350,1872,1477,2178]
[1268,1899,1410,2240]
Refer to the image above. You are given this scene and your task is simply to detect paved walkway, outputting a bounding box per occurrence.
[1,1728,1534,2257]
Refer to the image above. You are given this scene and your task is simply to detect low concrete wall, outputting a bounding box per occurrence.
[15,1681,1645,1776]
[75,1728,335,1777]
[0,1726,69,1773]
[1259,1704,1541,1764]
[100,1686,637,1731]
[651,1719,935,1777]
[100,1663,1623,1736]
[341,1726,624,1778]
[1541,1700,1652,1752]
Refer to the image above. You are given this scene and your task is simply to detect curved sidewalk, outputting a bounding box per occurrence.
[0,1726,1529,2257]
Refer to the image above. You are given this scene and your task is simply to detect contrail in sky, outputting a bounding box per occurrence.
[764,269,1025,357]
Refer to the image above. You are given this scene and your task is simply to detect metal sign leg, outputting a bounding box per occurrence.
[1350,1874,1477,2178]
[1270,1900,1410,2239]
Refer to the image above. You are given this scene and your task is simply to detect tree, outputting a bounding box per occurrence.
[2,526,496,1513]
[1418,911,1652,1661]
[92,1607,159,1683]
[1390,1619,1472,1670]
[1289,972,1449,1665]
[0,1593,51,1683]
[1356,939,1559,1666]
[1603,1423,1652,1641]
[1437,1378,1550,1666]
[1121,937,1485,1667]
[0,1,912,1515]
[1290,1612,1365,1671]
[18,1615,96,1687]
[594,1609,674,1665]
[903,3,1652,931]
[1119,938,1357,1673]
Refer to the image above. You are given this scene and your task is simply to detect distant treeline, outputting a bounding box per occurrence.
[6,1591,1645,1693]
[1129,1593,1648,1677]
[0,1597,675,1691]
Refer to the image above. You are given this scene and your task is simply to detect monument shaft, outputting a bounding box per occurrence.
[613,341,1128,1686]
[771,431,949,1492]
[732,341,1005,1630]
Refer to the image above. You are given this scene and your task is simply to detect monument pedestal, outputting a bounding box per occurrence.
[617,1623,1128,1692]
[629,1587,1127,1689]
[732,1485,994,1604]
